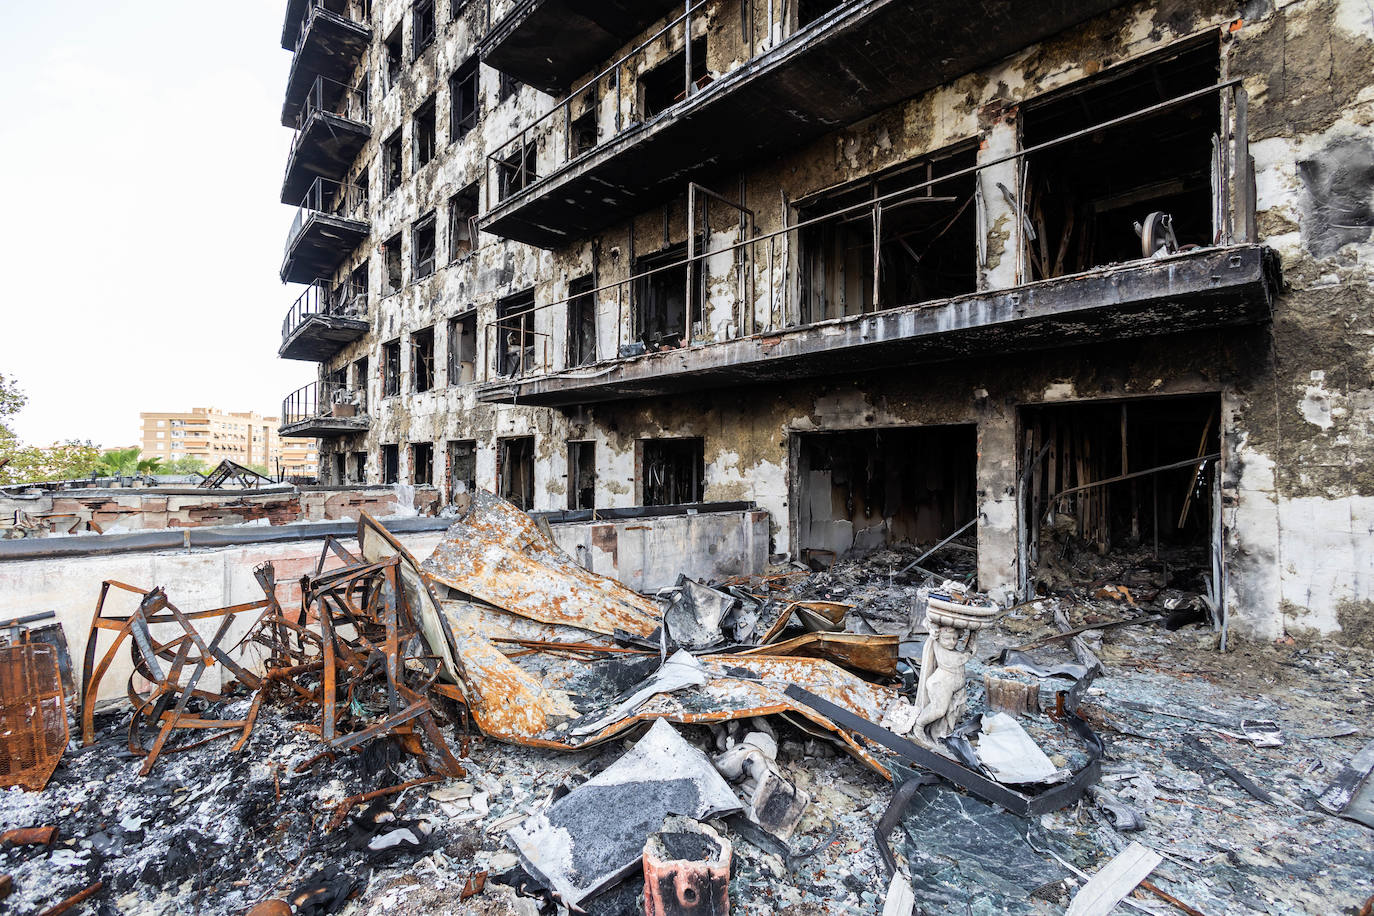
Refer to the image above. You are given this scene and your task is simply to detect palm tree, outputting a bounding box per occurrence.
[136,456,163,475]
[92,447,142,477]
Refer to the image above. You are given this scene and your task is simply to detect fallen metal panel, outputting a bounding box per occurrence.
[784,684,1102,816]
[738,632,898,677]
[421,490,661,638]
[0,643,68,791]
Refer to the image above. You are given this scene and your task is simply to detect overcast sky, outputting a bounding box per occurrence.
[0,1,313,448]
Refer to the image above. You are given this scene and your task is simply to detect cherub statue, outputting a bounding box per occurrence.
[913,619,978,745]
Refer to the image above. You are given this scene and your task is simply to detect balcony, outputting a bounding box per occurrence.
[281,77,371,204]
[480,0,682,94]
[476,79,1276,406]
[279,280,370,362]
[480,0,1131,248]
[281,178,369,285]
[281,2,371,128]
[279,381,370,438]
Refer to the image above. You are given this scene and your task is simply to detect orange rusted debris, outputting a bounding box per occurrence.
[0,643,69,792]
[737,632,899,678]
[420,491,661,639]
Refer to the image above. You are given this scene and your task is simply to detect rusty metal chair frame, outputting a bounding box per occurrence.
[80,579,278,776]
[0,642,68,791]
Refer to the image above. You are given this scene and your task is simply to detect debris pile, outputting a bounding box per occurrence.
[2,492,1372,915]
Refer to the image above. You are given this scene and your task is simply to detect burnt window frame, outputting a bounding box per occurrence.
[447,183,478,262]
[382,128,404,195]
[411,325,436,392]
[413,95,437,170]
[411,441,435,485]
[447,311,477,386]
[497,435,536,510]
[381,338,402,398]
[412,0,436,59]
[382,231,404,294]
[566,274,596,367]
[446,438,477,499]
[568,440,596,510]
[449,56,480,141]
[381,443,400,484]
[496,289,537,378]
[412,211,437,280]
[383,23,404,92]
[640,437,705,506]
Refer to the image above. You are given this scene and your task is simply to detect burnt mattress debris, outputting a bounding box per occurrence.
[1,492,1371,915]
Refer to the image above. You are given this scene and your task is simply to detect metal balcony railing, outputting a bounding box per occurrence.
[281,278,367,341]
[485,0,709,206]
[481,79,1257,383]
[295,75,370,133]
[285,178,369,257]
[281,380,369,428]
[292,0,369,55]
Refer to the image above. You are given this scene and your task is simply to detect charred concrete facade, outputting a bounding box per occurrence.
[275,0,1374,644]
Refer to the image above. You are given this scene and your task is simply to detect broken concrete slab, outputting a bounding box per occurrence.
[506,719,741,908]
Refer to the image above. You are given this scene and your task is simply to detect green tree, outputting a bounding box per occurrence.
[92,447,142,477]
[157,457,213,476]
[0,374,103,485]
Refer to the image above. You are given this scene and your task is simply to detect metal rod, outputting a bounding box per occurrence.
[898,516,979,575]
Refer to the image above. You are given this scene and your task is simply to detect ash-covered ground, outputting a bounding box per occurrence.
[3,550,1372,915]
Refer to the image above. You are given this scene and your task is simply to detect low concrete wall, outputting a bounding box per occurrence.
[552,507,771,593]
[0,485,441,534]
[0,508,768,703]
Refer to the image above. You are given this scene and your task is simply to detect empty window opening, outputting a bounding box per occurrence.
[569,441,596,510]
[795,426,977,569]
[641,438,704,506]
[567,275,596,367]
[381,443,400,484]
[382,338,401,397]
[383,24,403,90]
[447,439,476,500]
[411,326,435,392]
[351,356,369,409]
[413,95,437,169]
[333,453,346,484]
[799,146,977,323]
[447,312,477,384]
[413,0,435,58]
[352,451,367,483]
[496,143,536,199]
[450,56,480,140]
[450,0,472,20]
[498,436,535,510]
[496,289,536,377]
[633,244,701,350]
[413,212,437,279]
[383,232,403,293]
[383,129,403,194]
[411,441,434,486]
[499,71,521,103]
[339,263,368,316]
[1022,37,1220,280]
[569,88,598,157]
[1022,395,1221,598]
[640,37,707,120]
[448,183,478,260]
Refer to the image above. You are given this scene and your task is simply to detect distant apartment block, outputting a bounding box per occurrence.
[140,408,319,477]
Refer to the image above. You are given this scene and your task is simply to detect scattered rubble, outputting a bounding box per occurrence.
[1,494,1371,914]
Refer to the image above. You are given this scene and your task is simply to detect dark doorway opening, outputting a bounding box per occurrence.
[569,441,596,510]
[799,145,978,323]
[411,441,434,486]
[498,435,535,509]
[641,438,704,506]
[497,290,537,377]
[1021,394,1220,597]
[567,275,596,367]
[1022,36,1220,279]
[447,439,476,500]
[795,426,977,564]
[639,37,708,120]
[381,443,399,484]
[633,244,700,350]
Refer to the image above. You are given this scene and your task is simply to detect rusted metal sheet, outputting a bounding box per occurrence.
[739,632,899,677]
[421,491,661,638]
[0,643,68,792]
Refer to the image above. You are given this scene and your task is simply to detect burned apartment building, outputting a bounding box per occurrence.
[274,0,1374,645]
